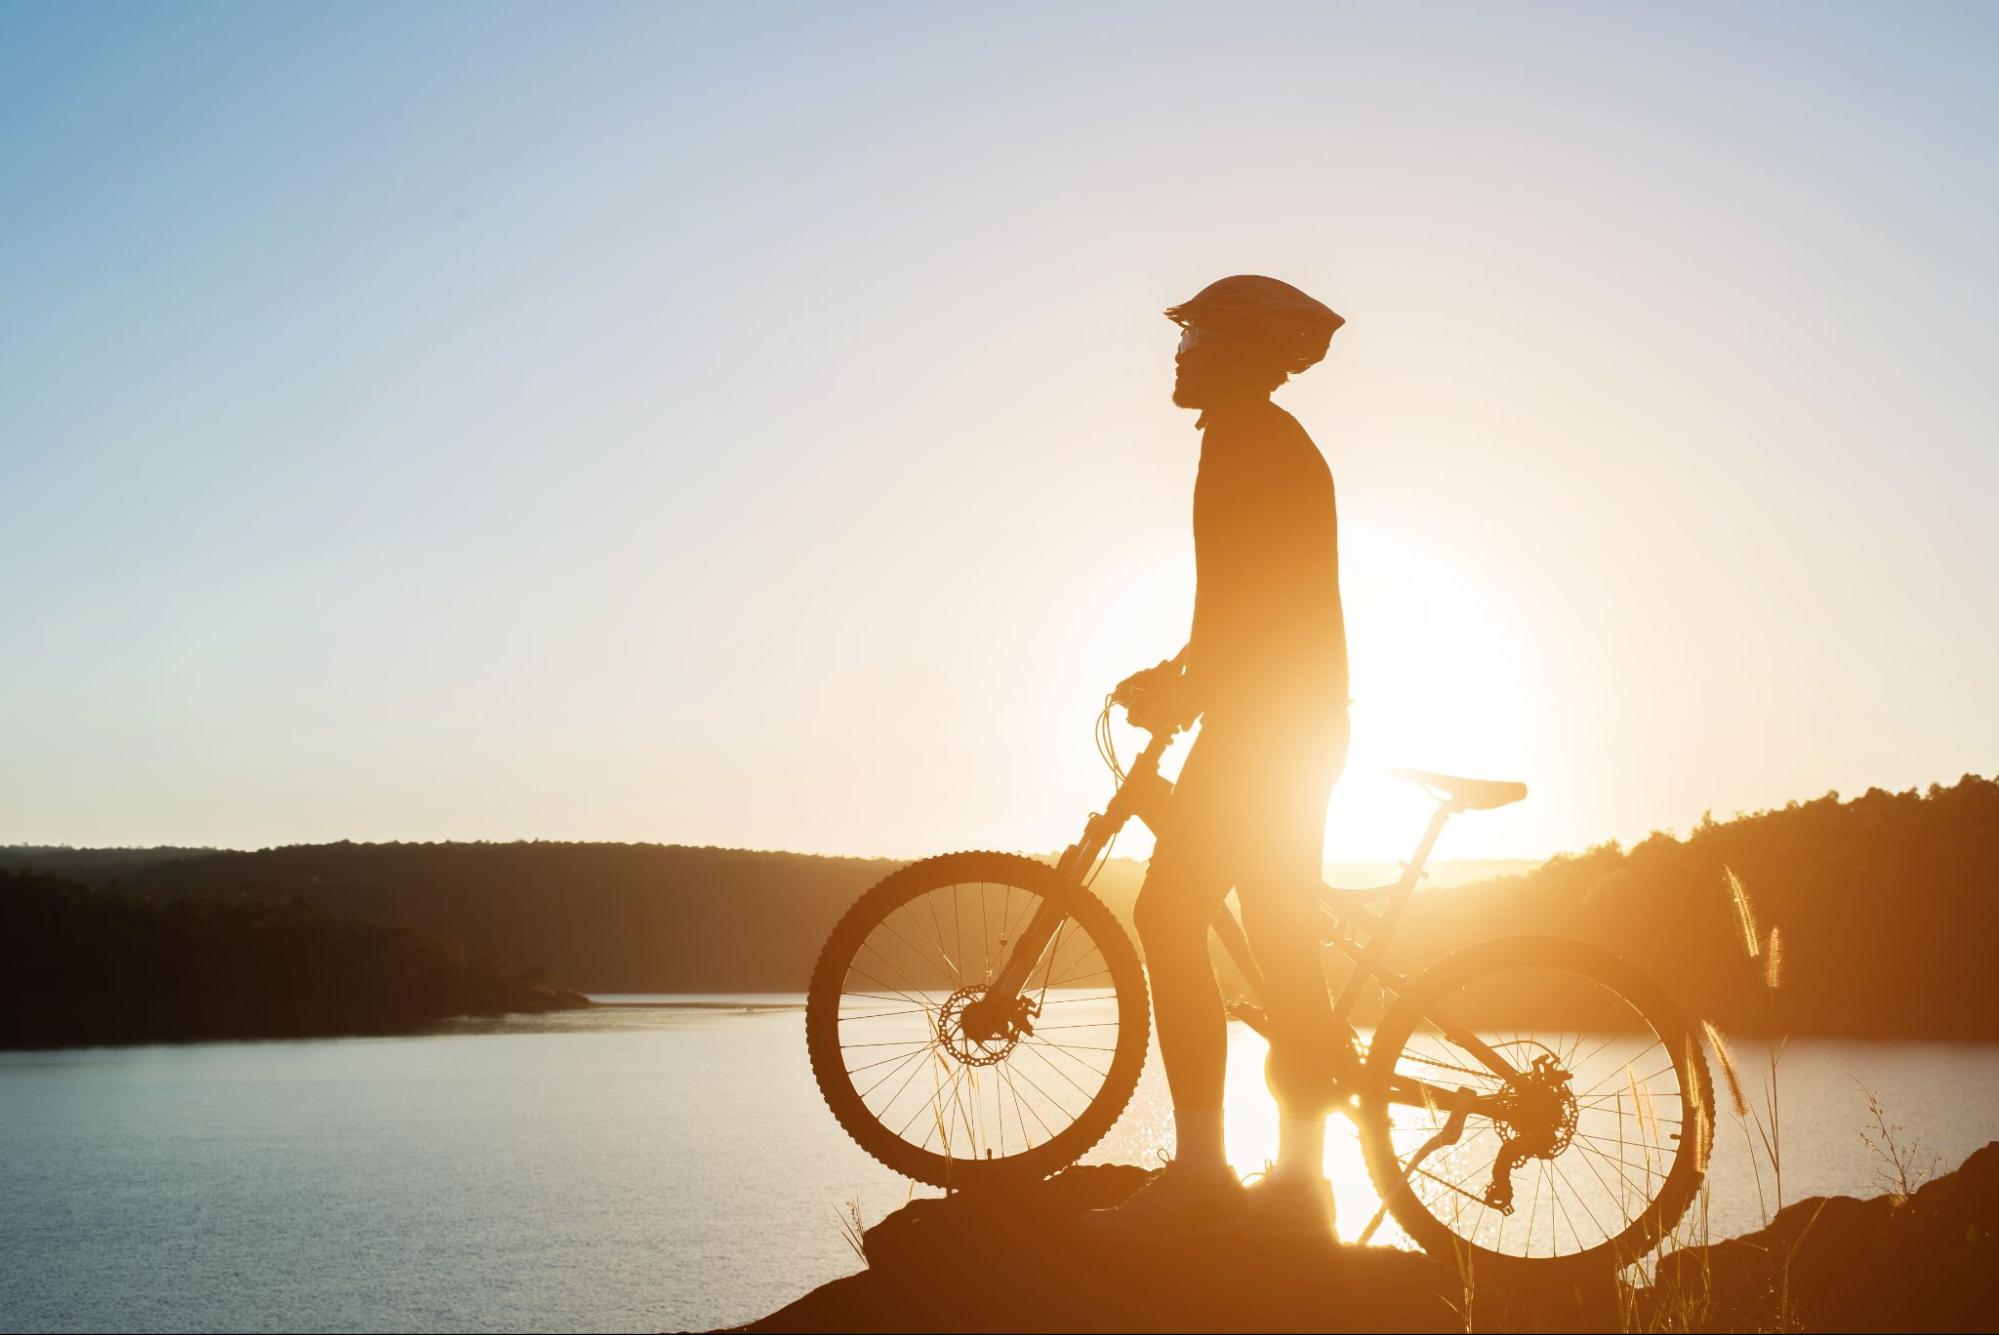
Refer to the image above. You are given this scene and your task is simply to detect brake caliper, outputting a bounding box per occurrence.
[1009,993,1041,1038]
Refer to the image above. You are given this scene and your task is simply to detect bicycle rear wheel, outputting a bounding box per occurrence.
[1357,935,1713,1276]
[805,851,1149,1187]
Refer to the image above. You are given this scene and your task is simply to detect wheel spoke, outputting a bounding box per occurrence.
[817,871,1138,1179]
[1371,954,1699,1263]
[1019,1038,1099,1104]
[851,943,939,1009]
[863,1044,939,1109]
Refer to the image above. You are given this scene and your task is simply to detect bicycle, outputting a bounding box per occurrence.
[806,691,1713,1275]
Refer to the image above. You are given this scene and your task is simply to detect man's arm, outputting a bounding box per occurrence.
[1113,644,1199,728]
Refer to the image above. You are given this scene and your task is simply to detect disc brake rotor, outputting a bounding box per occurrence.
[936,986,1029,1067]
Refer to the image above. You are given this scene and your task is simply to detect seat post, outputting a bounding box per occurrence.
[1396,800,1457,892]
[1331,800,1456,1007]
[1370,800,1455,943]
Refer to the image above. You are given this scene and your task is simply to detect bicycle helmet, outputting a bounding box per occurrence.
[1164,274,1344,374]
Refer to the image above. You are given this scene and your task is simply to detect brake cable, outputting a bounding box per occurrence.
[1083,695,1124,888]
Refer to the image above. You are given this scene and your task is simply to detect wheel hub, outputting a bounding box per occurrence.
[1483,1049,1579,1213]
[937,986,1032,1067]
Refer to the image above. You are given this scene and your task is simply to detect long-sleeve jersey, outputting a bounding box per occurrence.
[1185,396,1349,730]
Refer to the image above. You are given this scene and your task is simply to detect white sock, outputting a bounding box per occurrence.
[1273,1117,1328,1182]
[1172,1106,1227,1174]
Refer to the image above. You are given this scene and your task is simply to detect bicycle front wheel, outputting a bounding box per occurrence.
[805,851,1149,1187]
[1357,935,1713,1276]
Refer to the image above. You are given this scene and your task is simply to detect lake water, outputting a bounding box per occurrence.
[3,1000,1995,1333]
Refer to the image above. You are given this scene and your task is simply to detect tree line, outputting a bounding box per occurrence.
[6,773,1993,1040]
[0,870,583,1048]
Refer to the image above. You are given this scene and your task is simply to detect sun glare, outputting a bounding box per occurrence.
[1331,514,1545,862]
[1050,515,1545,864]
[1223,1023,1402,1247]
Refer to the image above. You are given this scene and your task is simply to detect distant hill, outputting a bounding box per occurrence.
[0,870,584,1048]
[0,845,222,883]
[4,774,1992,1038]
[130,842,906,994]
[0,841,1528,999]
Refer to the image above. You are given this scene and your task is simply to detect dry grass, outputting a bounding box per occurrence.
[1703,1019,1749,1119]
[1614,1040,1716,1333]
[1724,867,1760,960]
[1856,1080,1939,1203]
[836,1196,868,1263]
[1614,867,1792,1332]
[1717,869,1790,1225]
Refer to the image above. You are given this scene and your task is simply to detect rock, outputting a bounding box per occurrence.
[731,1145,1999,1333]
[1647,1141,1999,1332]
[744,1165,1478,1333]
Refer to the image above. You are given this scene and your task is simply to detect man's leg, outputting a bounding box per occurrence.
[1240,875,1342,1180]
[1133,858,1230,1170]
[1131,731,1235,1171]
[1236,888,1343,1238]
[1085,736,1244,1232]
[1087,751,1239,1231]
[1238,719,1348,1187]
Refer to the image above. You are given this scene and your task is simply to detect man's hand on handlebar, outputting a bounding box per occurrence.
[1112,658,1200,734]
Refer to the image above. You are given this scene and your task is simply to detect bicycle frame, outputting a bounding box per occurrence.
[976,723,1526,1114]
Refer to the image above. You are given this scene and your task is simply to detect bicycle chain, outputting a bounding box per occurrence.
[1398,1046,1503,1083]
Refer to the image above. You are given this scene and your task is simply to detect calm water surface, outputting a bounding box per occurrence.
[2,1000,1994,1333]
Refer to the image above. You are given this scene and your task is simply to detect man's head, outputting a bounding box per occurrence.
[1166,275,1343,410]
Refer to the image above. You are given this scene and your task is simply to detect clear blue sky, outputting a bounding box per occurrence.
[4,2,1995,860]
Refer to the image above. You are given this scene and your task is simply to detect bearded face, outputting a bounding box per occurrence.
[1172,324,1286,408]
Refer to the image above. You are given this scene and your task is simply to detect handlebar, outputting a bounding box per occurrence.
[1112,688,1190,739]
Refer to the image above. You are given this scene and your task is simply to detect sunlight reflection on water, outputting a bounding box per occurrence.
[0,1002,1993,1333]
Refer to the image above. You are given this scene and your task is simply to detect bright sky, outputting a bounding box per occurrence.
[4,3,1995,862]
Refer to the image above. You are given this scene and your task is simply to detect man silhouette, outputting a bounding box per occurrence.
[1093,275,1350,1235]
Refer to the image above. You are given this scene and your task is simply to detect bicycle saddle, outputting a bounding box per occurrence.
[1386,768,1528,810]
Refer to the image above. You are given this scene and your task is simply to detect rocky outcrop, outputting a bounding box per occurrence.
[1650,1141,1999,1332]
[744,1165,1458,1333]
[735,1144,1999,1333]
